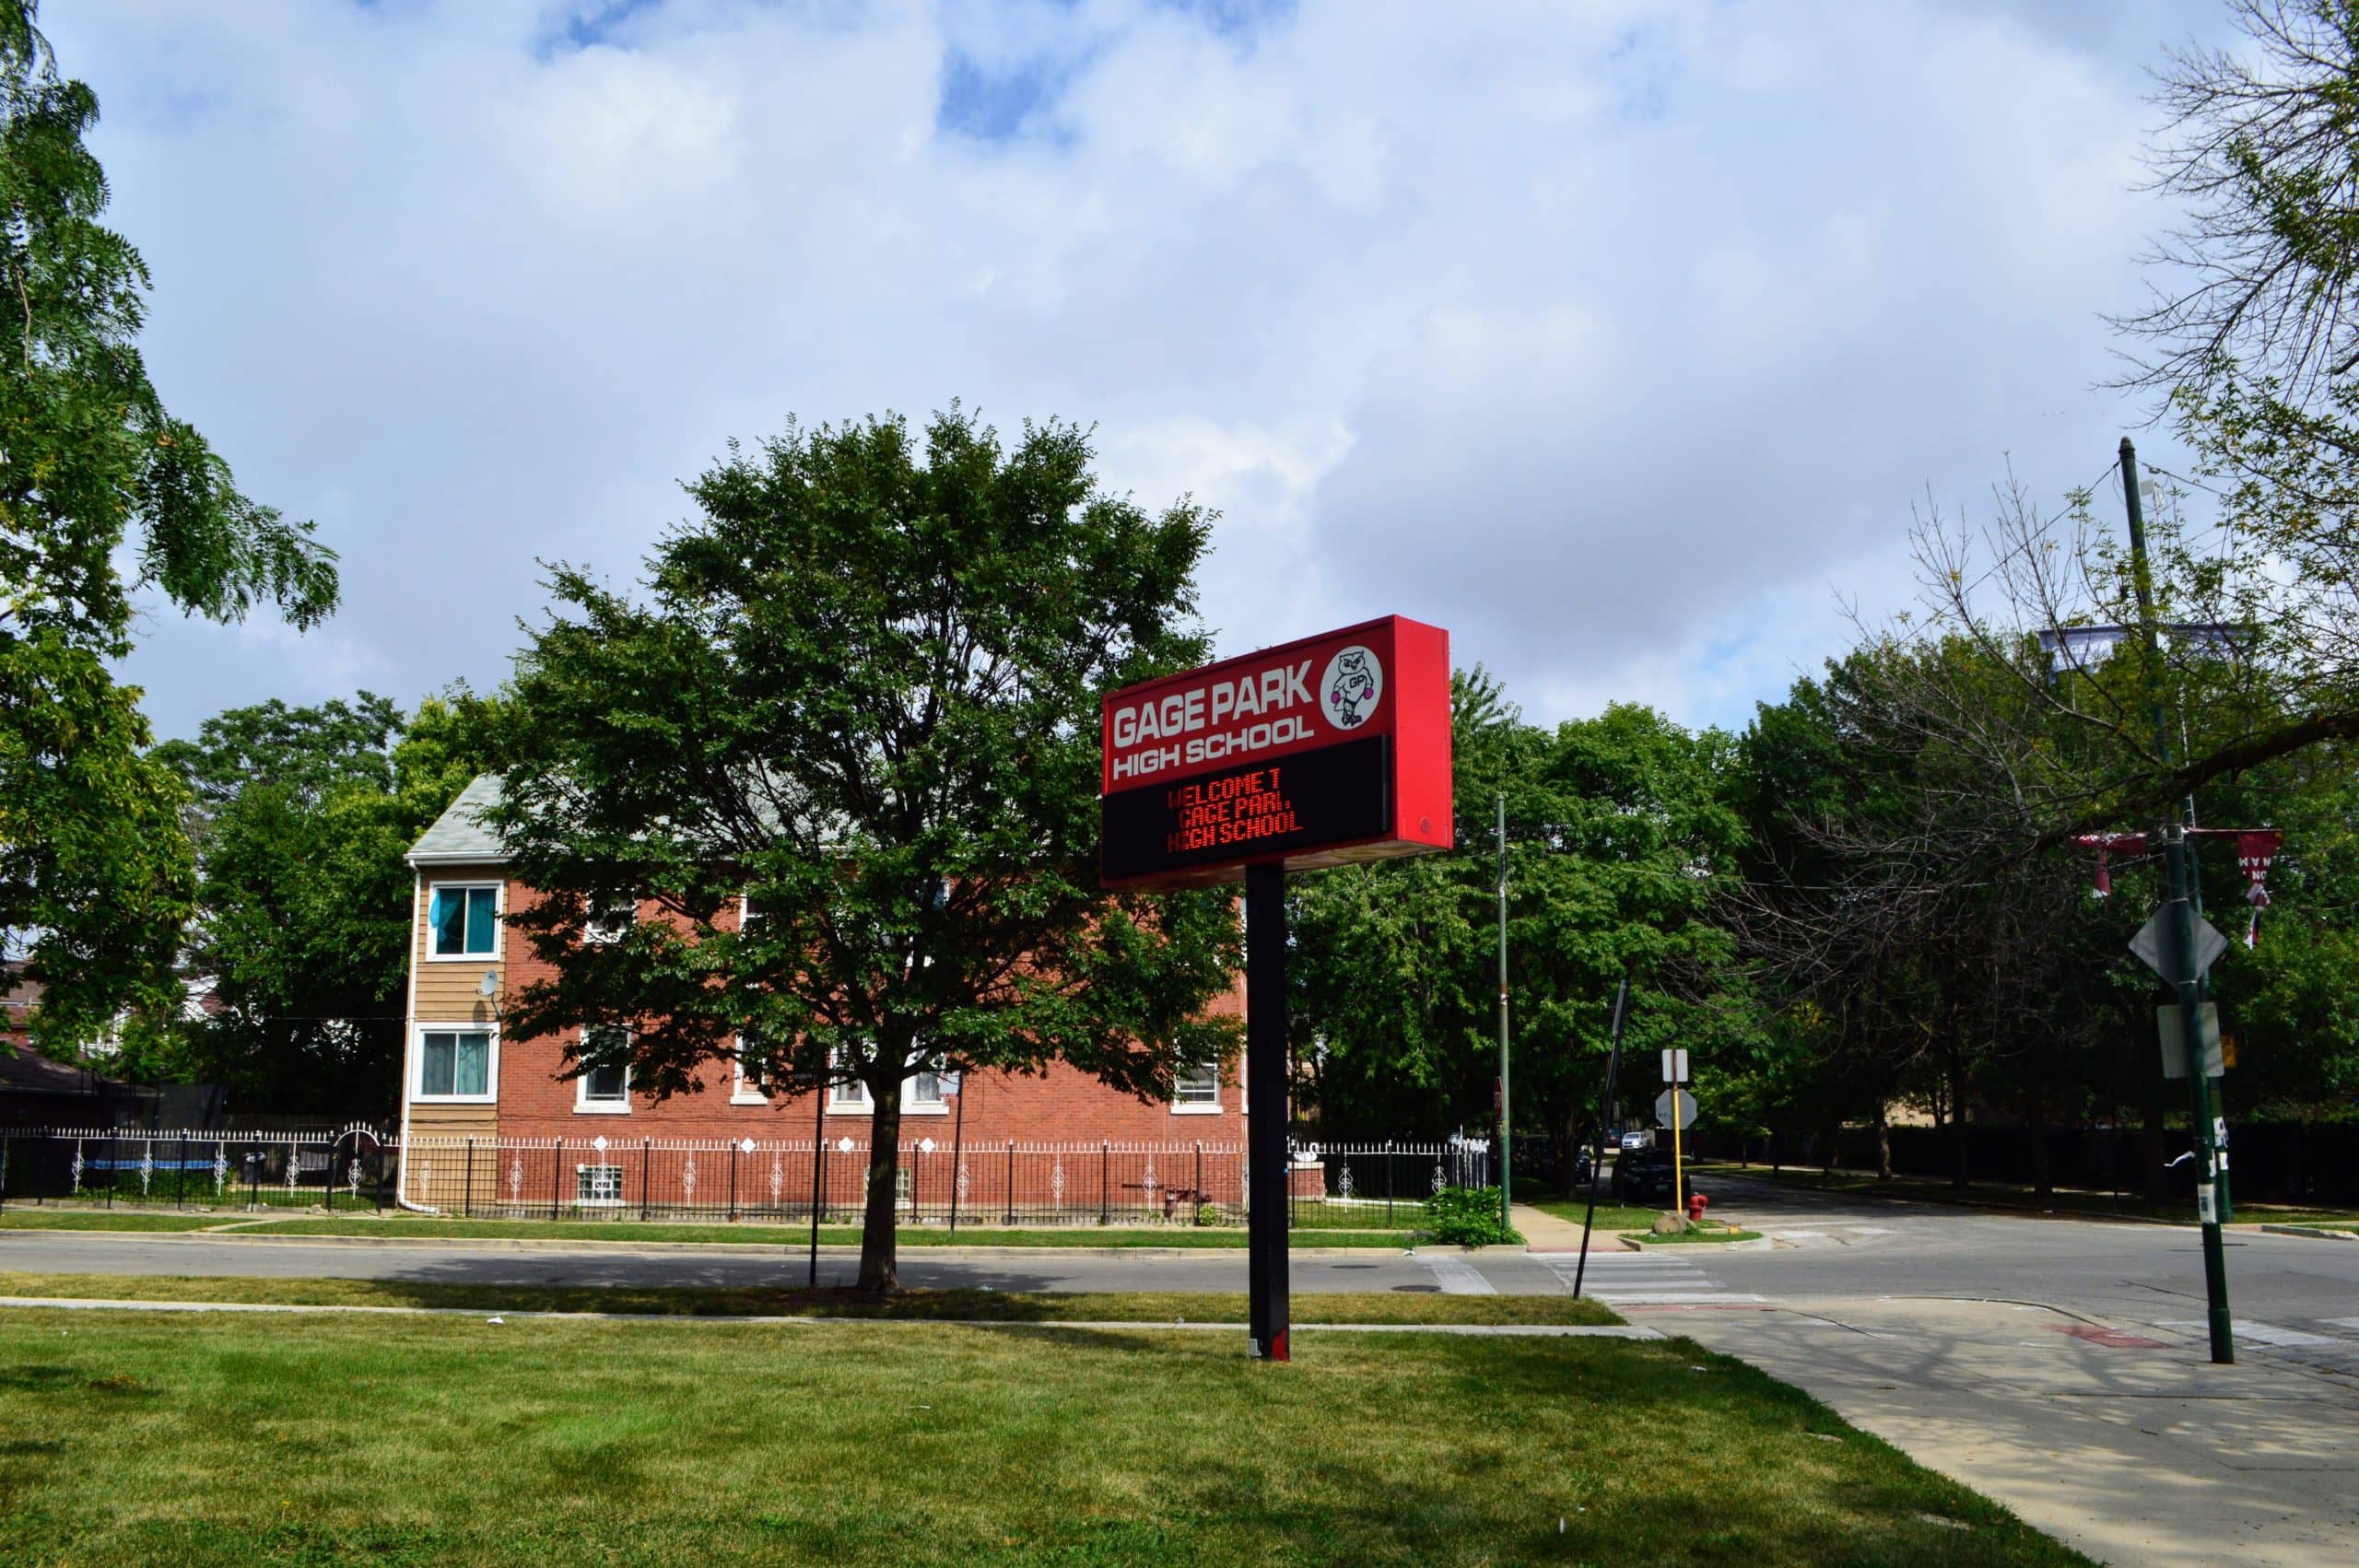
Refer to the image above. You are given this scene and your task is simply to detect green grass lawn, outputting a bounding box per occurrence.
[0,1297,2083,1564]
[1690,1163,2359,1227]
[1285,1199,1430,1230]
[1627,1227,1765,1246]
[1526,1197,1668,1233]
[0,1208,1415,1248]
[0,1209,248,1232]
[0,1271,1616,1326]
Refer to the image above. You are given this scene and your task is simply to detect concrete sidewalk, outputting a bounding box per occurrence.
[1510,1201,1627,1251]
[1659,1295,2359,1568]
[0,1295,1664,1337]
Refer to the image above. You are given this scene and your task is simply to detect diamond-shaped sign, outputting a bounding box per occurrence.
[917,1137,936,1154]
[740,1138,757,1154]
[837,1137,855,1153]
[2130,909,2230,982]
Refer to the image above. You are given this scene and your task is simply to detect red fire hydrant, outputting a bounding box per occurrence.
[1687,1190,1709,1223]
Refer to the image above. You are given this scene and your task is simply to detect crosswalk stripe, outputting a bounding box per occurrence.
[1420,1255,1496,1295]
[1536,1252,1762,1305]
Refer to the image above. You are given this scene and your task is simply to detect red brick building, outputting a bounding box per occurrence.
[395,778,1256,1217]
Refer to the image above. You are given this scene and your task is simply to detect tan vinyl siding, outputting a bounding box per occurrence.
[414,865,506,1024]
[408,1103,499,1136]
[401,1104,503,1210]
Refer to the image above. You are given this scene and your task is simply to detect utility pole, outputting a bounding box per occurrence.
[1496,792,1511,1235]
[2122,437,2235,1364]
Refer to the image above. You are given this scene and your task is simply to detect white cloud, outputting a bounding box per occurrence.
[53,0,2233,739]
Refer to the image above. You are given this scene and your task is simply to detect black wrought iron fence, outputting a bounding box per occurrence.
[399,1136,1259,1226]
[0,1127,394,1211]
[0,1126,1495,1227]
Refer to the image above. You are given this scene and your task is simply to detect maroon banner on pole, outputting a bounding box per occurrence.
[1099,615,1453,890]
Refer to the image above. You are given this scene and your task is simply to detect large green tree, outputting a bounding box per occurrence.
[0,0,336,1045]
[489,409,1240,1292]
[145,694,494,1117]
[1289,671,1750,1187]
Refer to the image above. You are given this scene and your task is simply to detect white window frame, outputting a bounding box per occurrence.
[575,1164,625,1207]
[732,1033,770,1105]
[1171,1060,1223,1115]
[582,895,634,945]
[904,1061,949,1117]
[574,1026,632,1114]
[412,1023,499,1105]
[424,881,503,963]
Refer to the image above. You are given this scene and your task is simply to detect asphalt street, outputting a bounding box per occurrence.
[9,1169,2349,1348]
[7,1173,2355,1357]
[7,1175,2357,1565]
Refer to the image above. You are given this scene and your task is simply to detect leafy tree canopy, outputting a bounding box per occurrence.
[1290,669,1750,1187]
[488,407,1240,1289]
[128,695,498,1117]
[0,0,337,1043]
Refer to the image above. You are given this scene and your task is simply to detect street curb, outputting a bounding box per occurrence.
[0,1295,1663,1337]
[0,1228,1402,1261]
[1686,1165,2353,1234]
[2259,1223,2357,1242]
[1411,1244,1531,1258]
[1623,1234,1773,1252]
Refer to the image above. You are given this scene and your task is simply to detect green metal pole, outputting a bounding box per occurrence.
[2123,437,2234,1363]
[1497,791,1511,1235]
[2183,801,2232,1222]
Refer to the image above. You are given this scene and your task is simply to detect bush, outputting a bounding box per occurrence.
[1423,1186,1522,1247]
[1191,1201,1231,1227]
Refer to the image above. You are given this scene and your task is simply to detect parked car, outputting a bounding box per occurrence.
[1616,1128,1654,1153]
[1612,1147,1685,1206]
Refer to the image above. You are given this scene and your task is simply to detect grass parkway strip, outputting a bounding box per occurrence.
[0,1280,2087,1565]
[0,1271,1619,1325]
[0,1208,1416,1248]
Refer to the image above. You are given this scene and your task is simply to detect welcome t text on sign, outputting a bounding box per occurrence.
[1098,615,1454,889]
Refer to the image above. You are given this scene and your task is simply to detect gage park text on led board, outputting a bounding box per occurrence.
[1099,615,1454,890]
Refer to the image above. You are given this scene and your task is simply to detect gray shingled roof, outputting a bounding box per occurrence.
[407,775,509,865]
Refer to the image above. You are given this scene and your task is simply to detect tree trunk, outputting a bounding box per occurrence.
[1947,1052,1970,1190]
[2140,1085,2169,1203]
[1873,1101,1893,1183]
[857,1078,905,1293]
[2026,1076,2052,1199]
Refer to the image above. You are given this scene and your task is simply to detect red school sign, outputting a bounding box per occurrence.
[1099,615,1454,888]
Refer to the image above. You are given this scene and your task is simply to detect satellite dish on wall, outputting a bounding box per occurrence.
[478,970,499,998]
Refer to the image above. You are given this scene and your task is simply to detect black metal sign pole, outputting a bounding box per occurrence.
[1572,976,1630,1301]
[1246,859,1291,1362]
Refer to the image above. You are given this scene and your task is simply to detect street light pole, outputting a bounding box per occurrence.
[2121,437,2235,1364]
[1496,792,1511,1235]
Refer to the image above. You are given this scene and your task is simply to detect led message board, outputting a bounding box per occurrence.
[1100,615,1453,889]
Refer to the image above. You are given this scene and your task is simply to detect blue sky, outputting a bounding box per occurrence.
[56,0,2236,741]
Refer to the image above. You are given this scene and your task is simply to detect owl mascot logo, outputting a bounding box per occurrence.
[1320,645,1383,729]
